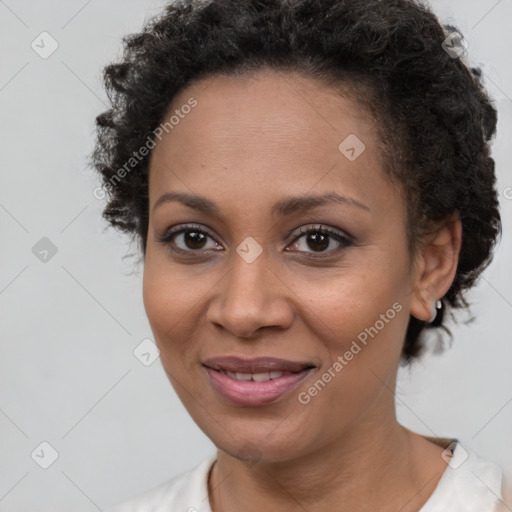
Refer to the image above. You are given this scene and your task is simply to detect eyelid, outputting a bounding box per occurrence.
[157,223,221,246]
[157,222,353,256]
[290,223,353,242]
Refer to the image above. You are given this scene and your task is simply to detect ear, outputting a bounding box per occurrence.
[410,213,462,322]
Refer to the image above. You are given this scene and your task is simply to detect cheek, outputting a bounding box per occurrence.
[142,261,208,401]
[142,258,198,353]
[303,284,407,384]
[287,260,405,342]
[295,303,409,443]
[286,253,410,408]
[142,253,225,376]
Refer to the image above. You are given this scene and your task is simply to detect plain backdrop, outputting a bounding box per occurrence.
[1,0,511,510]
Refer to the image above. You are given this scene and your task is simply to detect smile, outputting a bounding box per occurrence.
[203,356,315,407]
[218,370,288,381]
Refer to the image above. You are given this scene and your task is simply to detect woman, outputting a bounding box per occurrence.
[93,0,506,510]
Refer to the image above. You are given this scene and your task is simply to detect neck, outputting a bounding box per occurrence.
[208,412,443,512]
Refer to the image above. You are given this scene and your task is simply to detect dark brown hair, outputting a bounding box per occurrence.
[91,0,501,363]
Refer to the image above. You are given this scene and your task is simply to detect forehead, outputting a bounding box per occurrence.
[154,69,375,156]
[148,68,393,218]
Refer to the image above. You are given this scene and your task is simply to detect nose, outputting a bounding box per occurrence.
[206,249,294,340]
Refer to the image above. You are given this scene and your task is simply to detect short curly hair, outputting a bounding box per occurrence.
[91,0,501,363]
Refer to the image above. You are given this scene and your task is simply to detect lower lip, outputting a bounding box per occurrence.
[204,367,313,407]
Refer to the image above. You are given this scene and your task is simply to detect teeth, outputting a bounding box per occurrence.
[235,372,252,381]
[220,370,286,381]
[251,372,270,382]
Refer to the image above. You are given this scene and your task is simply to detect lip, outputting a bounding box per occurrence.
[203,356,315,407]
[203,356,314,373]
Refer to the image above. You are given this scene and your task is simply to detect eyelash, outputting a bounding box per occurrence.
[156,223,353,259]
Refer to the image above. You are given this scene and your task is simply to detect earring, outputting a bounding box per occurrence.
[429,299,443,323]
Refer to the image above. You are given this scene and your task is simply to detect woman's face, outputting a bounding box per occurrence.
[143,69,421,463]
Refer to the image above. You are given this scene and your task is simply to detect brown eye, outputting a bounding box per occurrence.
[305,232,330,252]
[287,225,353,256]
[183,230,208,249]
[157,224,222,253]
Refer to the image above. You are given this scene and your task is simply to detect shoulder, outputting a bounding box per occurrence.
[105,454,216,512]
[420,439,504,512]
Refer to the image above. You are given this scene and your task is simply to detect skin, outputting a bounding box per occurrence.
[142,68,462,511]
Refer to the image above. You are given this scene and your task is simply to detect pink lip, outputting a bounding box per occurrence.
[203,356,315,407]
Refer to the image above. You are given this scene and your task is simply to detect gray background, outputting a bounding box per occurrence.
[1,0,511,510]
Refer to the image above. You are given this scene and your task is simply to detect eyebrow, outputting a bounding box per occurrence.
[152,191,370,217]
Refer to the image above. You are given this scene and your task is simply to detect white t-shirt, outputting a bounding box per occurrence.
[106,439,504,512]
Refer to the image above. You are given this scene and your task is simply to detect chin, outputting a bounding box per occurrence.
[203,417,314,466]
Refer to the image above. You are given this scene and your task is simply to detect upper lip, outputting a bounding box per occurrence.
[203,356,314,373]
